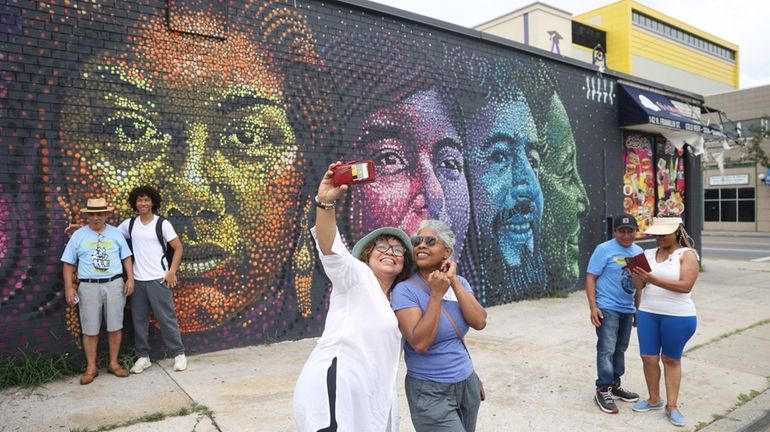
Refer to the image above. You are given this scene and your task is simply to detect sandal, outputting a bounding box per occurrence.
[79,370,99,385]
[107,365,129,377]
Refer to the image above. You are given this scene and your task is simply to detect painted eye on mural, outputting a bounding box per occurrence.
[435,142,463,180]
[104,111,167,153]
[221,109,293,160]
[487,140,513,166]
[227,121,267,147]
[371,144,408,175]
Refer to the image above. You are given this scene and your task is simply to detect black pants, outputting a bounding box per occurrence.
[317,357,338,432]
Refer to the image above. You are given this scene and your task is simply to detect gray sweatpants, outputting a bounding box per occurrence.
[131,279,184,357]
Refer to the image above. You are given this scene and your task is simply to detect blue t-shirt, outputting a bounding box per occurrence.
[391,274,474,384]
[586,238,642,314]
[61,224,132,279]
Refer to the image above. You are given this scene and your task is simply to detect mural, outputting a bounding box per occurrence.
[622,133,687,234]
[1,0,610,356]
[623,134,656,233]
[655,139,686,217]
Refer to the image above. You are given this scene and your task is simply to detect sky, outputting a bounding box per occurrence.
[366,0,770,90]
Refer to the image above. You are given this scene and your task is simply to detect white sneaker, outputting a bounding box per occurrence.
[173,354,187,371]
[130,357,152,374]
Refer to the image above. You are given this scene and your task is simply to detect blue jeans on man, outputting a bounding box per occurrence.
[595,308,633,388]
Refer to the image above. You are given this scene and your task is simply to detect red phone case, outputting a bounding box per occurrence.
[332,161,376,186]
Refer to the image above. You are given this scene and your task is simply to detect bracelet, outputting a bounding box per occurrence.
[315,195,336,210]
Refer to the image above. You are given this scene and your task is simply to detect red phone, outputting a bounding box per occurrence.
[332,161,376,186]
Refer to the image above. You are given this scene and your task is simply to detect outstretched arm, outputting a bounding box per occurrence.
[314,162,348,256]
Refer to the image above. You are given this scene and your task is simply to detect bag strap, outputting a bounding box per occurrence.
[155,215,168,271]
[127,216,137,253]
[412,275,473,360]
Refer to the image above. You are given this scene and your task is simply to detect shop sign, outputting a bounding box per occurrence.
[708,174,749,186]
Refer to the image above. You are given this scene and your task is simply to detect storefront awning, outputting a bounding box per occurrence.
[618,84,724,146]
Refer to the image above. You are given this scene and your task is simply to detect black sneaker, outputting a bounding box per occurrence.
[595,387,619,414]
[611,385,640,402]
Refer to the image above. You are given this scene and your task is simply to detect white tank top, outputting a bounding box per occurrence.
[639,247,698,317]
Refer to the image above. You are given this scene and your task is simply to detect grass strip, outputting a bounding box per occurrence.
[685,318,770,354]
[68,403,214,432]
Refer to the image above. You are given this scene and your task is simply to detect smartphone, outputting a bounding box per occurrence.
[332,161,376,187]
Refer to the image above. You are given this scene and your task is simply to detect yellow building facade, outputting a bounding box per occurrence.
[575,0,738,95]
[476,0,739,96]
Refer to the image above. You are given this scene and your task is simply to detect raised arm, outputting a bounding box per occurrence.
[445,260,486,330]
[314,162,348,256]
[396,271,449,354]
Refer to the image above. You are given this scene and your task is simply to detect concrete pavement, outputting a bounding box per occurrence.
[1,257,769,432]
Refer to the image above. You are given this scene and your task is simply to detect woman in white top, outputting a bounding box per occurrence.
[293,162,414,432]
[629,217,699,427]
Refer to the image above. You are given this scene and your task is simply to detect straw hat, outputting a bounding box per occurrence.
[644,217,683,235]
[80,197,114,213]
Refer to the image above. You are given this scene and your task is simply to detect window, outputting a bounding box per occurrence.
[704,187,755,222]
[631,10,736,61]
[572,21,606,50]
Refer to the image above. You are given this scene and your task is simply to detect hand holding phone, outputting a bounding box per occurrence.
[332,161,376,187]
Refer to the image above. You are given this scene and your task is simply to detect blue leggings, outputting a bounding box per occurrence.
[637,311,697,360]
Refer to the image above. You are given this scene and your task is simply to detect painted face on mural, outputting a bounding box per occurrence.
[540,93,589,286]
[352,88,470,259]
[59,19,301,332]
[466,93,543,269]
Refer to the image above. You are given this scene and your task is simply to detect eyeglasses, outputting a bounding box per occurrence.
[411,235,439,247]
[374,241,407,257]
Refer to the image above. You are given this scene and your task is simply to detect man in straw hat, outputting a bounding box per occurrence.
[61,198,134,385]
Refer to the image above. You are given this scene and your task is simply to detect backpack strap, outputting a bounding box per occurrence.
[127,216,137,253]
[156,216,168,271]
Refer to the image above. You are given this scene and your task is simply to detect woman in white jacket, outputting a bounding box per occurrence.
[293,162,414,432]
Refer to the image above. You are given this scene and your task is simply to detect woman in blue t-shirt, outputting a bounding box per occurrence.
[392,219,487,431]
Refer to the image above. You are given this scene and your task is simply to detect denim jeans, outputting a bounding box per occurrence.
[595,309,634,388]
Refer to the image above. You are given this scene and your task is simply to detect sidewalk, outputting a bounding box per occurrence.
[1,258,769,432]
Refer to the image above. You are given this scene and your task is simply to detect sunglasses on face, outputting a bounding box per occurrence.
[374,242,407,257]
[411,235,439,247]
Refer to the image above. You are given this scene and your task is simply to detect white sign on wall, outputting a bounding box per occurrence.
[709,174,749,186]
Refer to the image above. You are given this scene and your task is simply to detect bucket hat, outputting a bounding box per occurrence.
[351,227,412,259]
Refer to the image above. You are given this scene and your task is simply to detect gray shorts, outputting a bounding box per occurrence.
[78,278,126,335]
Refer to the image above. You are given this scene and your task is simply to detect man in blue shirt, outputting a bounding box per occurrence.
[62,198,134,385]
[585,213,642,413]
